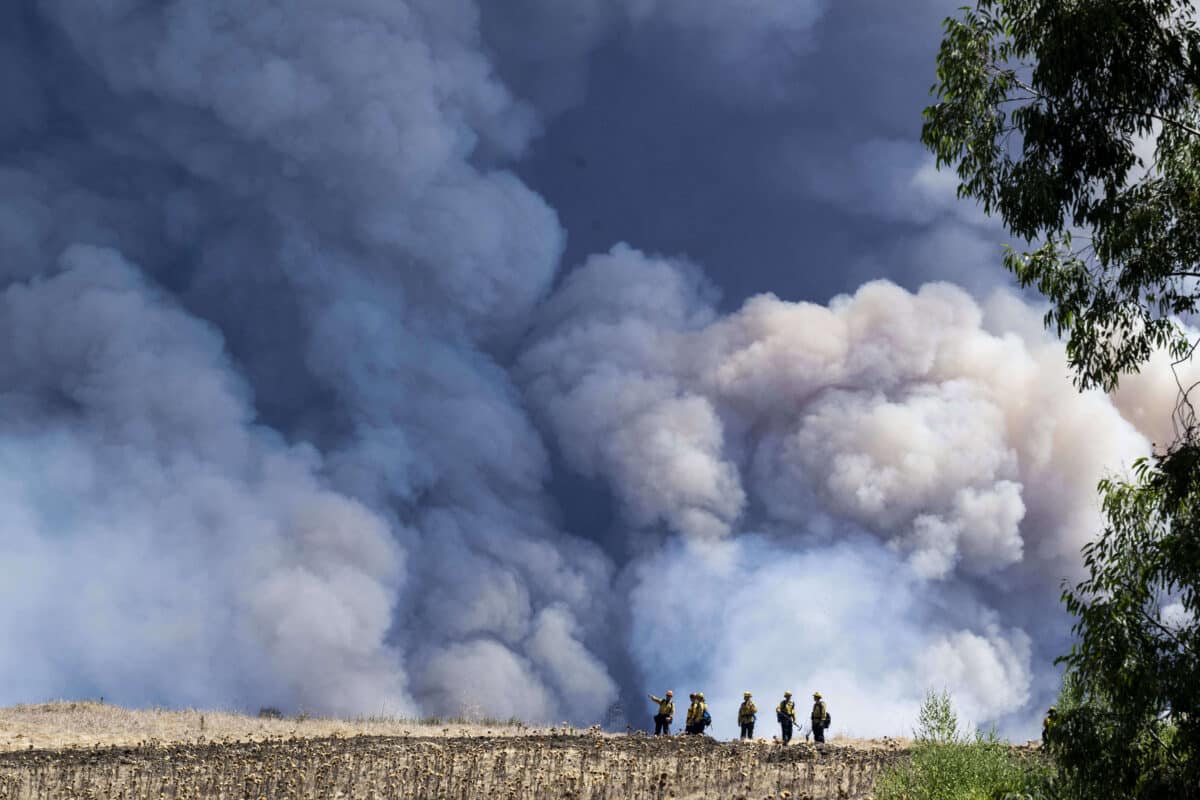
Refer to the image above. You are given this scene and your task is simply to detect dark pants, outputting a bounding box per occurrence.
[740,723,754,739]
[685,722,702,735]
[780,720,793,743]
[654,714,671,735]
[812,722,825,743]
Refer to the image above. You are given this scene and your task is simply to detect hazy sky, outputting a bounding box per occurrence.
[0,0,1170,740]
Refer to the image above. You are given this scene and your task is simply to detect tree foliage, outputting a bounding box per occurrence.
[924,2,1200,798]
[923,0,1200,392]
[1049,456,1200,797]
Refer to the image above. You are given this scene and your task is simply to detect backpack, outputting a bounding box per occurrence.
[824,712,832,728]
[702,709,712,728]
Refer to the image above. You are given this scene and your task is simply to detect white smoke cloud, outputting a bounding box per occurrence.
[521,243,1171,734]
[1110,342,1200,450]
[916,627,1032,724]
[413,640,557,723]
[526,607,621,717]
[0,246,410,714]
[524,245,744,541]
[627,536,1032,739]
[753,384,1026,578]
[522,246,1149,581]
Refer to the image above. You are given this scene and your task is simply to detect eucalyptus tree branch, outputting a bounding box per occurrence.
[992,67,1200,139]
[1138,606,1195,655]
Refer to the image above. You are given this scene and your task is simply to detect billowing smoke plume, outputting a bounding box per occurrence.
[0,0,615,722]
[0,0,1185,739]
[520,245,1161,735]
[0,246,407,712]
[521,246,1149,576]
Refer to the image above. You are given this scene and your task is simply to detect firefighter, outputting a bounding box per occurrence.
[1042,706,1058,743]
[687,692,710,735]
[811,692,829,743]
[738,692,757,740]
[648,690,674,735]
[776,691,797,744]
[684,693,699,734]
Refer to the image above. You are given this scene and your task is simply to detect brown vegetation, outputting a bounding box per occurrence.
[0,734,904,799]
[0,704,908,799]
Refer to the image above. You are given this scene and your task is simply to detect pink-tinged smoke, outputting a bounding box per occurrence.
[521,244,1171,736]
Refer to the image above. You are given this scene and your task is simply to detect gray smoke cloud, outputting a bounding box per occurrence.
[0,0,615,722]
[0,246,407,712]
[482,0,826,115]
[0,0,1187,739]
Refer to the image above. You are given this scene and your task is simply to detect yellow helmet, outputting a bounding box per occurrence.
[744,691,752,697]
[784,691,792,697]
[813,692,822,699]
[696,692,704,700]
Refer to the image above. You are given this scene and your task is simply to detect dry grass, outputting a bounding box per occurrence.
[0,702,549,752]
[0,703,910,799]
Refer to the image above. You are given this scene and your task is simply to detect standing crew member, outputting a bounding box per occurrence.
[685,693,699,734]
[776,691,797,744]
[688,692,710,735]
[738,692,757,740]
[811,692,829,743]
[648,690,674,735]
[1042,706,1058,743]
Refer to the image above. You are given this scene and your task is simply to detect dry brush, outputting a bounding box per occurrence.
[0,732,906,800]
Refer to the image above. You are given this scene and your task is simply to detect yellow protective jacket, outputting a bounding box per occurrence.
[687,701,706,726]
[1042,713,1057,740]
[811,700,828,723]
[738,700,757,724]
[777,700,796,720]
[649,695,675,719]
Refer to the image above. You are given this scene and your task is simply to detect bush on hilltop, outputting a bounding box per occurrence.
[873,690,1053,800]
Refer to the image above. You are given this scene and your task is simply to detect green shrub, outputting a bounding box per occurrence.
[874,690,1054,800]
[917,689,961,744]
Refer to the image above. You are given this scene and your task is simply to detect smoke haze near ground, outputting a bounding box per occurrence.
[0,0,1187,741]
